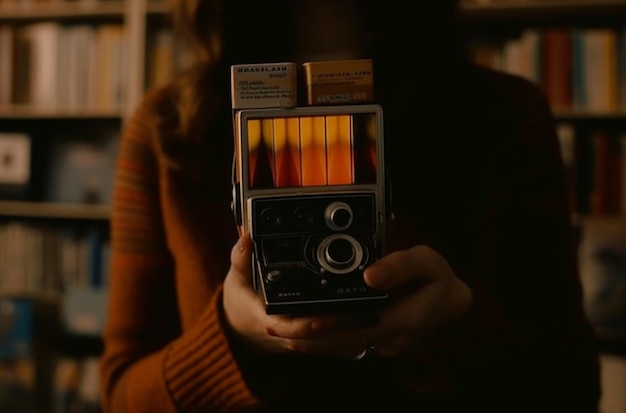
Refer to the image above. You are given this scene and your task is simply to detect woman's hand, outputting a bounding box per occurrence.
[361,245,474,357]
[222,232,379,357]
[222,233,473,359]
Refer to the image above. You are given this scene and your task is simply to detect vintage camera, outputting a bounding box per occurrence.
[232,104,388,315]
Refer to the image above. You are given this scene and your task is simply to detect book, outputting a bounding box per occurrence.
[146,28,175,90]
[541,28,572,109]
[66,24,96,110]
[583,29,618,111]
[62,285,108,336]
[0,133,32,200]
[0,359,38,413]
[43,131,118,205]
[621,134,626,215]
[0,25,13,105]
[19,22,60,107]
[556,122,577,213]
[579,221,626,335]
[617,27,626,109]
[0,297,35,359]
[95,24,126,110]
[501,31,539,83]
[571,29,587,109]
[0,133,30,186]
[590,130,622,216]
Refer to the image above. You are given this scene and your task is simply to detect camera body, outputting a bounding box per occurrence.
[232,104,388,315]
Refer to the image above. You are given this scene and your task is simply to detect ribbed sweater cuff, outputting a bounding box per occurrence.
[163,287,260,413]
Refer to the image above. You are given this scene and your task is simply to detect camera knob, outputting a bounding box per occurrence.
[260,207,282,229]
[293,206,314,226]
[325,202,353,231]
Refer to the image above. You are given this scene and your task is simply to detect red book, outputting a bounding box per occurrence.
[590,130,622,215]
[541,28,573,109]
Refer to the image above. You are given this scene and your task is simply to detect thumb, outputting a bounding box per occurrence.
[363,246,437,291]
[230,232,253,279]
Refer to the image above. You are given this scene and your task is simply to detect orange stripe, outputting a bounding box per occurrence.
[114,190,156,203]
[112,255,169,268]
[117,158,154,175]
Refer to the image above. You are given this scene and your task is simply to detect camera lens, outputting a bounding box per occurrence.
[293,206,314,226]
[325,202,353,231]
[326,238,355,268]
[316,234,364,274]
[260,207,282,229]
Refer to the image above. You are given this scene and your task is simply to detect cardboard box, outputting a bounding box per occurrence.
[230,62,298,109]
[302,59,374,106]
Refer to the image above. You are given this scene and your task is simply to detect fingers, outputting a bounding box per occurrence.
[276,330,376,359]
[363,245,448,291]
[360,244,474,355]
[227,233,360,355]
[227,235,471,358]
[264,312,375,340]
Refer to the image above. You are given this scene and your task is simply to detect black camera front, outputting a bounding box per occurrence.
[233,104,388,315]
[249,192,385,314]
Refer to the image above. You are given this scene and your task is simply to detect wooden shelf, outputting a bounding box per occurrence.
[5,105,624,122]
[0,104,123,120]
[0,201,110,220]
[0,0,125,21]
[461,0,626,23]
[461,0,626,13]
[553,109,626,121]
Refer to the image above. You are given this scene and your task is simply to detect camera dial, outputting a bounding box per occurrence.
[325,201,353,231]
[293,206,314,226]
[260,207,282,229]
[317,233,364,274]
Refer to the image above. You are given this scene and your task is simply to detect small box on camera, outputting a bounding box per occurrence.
[230,62,298,109]
[302,59,374,106]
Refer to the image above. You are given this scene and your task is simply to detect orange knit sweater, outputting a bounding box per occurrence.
[100,65,600,413]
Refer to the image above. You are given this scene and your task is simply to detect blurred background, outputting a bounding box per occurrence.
[0,0,625,412]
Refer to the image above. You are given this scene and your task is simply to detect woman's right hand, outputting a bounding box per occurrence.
[222,232,285,354]
[222,232,375,357]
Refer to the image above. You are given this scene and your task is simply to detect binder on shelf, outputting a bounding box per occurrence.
[0,296,59,360]
[0,296,60,413]
[44,131,119,205]
[0,133,33,201]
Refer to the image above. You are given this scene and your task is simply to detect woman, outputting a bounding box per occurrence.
[100,1,601,412]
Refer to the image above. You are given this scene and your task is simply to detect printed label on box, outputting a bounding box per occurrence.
[302,59,374,105]
[231,62,298,109]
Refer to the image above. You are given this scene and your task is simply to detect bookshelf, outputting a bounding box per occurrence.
[460,0,626,219]
[461,2,626,412]
[461,0,626,21]
[0,201,110,220]
[0,1,171,412]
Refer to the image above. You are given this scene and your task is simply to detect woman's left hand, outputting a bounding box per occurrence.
[360,244,474,357]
